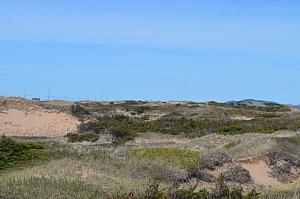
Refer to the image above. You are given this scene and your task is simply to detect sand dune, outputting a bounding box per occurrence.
[0,108,79,137]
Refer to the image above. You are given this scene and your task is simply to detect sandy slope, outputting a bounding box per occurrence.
[0,108,79,137]
[241,160,281,186]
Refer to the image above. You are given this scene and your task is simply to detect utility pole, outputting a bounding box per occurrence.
[47,90,50,101]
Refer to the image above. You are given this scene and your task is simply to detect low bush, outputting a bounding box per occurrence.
[0,136,46,171]
[117,115,298,135]
[201,153,232,170]
[111,128,138,145]
[77,115,300,144]
[223,166,252,183]
[211,174,259,199]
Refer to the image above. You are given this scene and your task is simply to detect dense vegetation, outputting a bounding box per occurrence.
[0,135,299,198]
[208,101,291,112]
[0,136,46,171]
[68,114,300,143]
[1,100,299,198]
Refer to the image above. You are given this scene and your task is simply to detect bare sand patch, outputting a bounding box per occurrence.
[0,109,79,137]
[241,159,281,187]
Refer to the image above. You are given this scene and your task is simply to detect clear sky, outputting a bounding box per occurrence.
[0,0,299,104]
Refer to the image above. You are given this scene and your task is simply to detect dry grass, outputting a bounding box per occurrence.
[0,131,299,198]
[260,179,300,199]
[0,141,185,198]
[0,149,150,198]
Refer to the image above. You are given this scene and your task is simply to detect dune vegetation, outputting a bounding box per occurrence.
[0,98,300,199]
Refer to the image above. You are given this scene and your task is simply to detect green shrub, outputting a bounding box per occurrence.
[111,128,137,145]
[90,115,300,141]
[0,136,46,171]
[211,174,259,199]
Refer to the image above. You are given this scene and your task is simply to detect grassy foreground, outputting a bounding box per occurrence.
[0,135,299,199]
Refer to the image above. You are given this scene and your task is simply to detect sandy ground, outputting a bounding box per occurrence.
[241,160,281,187]
[0,109,79,137]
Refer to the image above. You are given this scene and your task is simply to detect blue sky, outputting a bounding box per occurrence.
[0,0,299,103]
